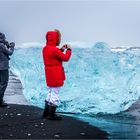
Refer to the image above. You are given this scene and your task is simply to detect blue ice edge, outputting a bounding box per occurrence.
[62,112,139,139]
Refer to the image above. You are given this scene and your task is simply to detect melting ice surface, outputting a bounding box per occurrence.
[10,42,140,114]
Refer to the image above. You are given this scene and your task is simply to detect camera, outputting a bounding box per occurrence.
[3,41,15,60]
[4,41,15,49]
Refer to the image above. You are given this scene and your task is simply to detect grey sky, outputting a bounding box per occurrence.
[0,0,140,47]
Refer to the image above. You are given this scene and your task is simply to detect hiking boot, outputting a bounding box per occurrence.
[0,100,8,107]
[43,101,49,118]
[48,105,62,120]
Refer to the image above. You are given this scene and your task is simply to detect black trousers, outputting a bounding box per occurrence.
[0,70,9,103]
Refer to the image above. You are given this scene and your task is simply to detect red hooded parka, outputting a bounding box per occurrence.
[42,31,71,87]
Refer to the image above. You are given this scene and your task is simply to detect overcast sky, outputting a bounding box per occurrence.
[0,0,140,47]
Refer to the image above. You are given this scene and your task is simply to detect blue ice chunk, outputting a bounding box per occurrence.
[10,42,140,114]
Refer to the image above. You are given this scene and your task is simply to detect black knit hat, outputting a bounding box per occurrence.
[0,32,5,42]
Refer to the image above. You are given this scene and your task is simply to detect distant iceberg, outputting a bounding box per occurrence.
[10,42,140,114]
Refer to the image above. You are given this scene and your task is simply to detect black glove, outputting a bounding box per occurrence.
[9,42,15,47]
[4,41,9,46]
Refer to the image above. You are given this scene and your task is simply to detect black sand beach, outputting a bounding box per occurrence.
[0,104,108,139]
[4,71,140,139]
[0,71,108,139]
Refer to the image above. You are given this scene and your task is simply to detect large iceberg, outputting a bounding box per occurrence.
[10,42,140,114]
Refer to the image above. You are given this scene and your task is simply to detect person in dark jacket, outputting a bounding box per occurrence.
[42,29,71,120]
[0,32,15,107]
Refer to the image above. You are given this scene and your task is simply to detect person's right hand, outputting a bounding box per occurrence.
[66,45,71,50]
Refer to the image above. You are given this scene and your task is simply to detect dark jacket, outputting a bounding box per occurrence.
[0,43,14,70]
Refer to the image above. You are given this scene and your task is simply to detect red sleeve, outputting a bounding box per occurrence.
[54,48,71,62]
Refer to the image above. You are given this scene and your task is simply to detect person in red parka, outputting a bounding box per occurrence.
[42,29,71,120]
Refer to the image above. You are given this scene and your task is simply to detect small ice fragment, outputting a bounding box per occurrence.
[80,132,86,136]
[35,124,38,127]
[28,133,31,136]
[10,134,13,137]
[54,134,60,138]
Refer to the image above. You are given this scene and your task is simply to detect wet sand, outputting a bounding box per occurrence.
[73,95,140,139]
[4,71,29,105]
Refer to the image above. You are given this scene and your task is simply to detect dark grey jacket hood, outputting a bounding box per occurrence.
[0,33,5,43]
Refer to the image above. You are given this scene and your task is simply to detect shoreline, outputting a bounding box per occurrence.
[1,71,108,139]
[5,70,140,139]
[0,104,108,139]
